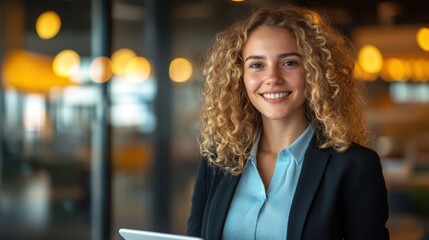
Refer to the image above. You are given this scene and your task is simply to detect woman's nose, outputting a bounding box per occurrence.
[265,66,284,85]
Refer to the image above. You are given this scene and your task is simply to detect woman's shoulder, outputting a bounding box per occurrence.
[320,141,379,158]
[199,157,233,179]
[314,142,385,187]
[346,142,379,158]
[332,143,381,175]
[322,142,381,170]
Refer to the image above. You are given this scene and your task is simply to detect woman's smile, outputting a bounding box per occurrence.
[261,91,292,100]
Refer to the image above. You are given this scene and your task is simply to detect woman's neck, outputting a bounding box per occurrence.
[259,119,309,154]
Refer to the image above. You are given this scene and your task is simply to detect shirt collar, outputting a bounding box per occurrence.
[247,132,260,167]
[247,125,314,166]
[286,125,314,165]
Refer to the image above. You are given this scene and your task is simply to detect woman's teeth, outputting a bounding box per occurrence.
[262,92,291,99]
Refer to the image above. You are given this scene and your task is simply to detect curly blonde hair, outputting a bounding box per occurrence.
[199,5,368,175]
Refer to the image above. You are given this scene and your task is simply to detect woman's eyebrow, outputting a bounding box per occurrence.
[279,52,301,58]
[244,55,264,62]
[244,52,301,62]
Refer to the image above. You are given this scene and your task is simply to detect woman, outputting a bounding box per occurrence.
[187,5,389,240]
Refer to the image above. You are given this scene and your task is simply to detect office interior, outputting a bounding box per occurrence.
[0,0,429,239]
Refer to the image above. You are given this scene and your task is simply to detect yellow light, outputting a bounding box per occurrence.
[416,27,429,51]
[89,57,113,83]
[386,58,406,81]
[402,60,413,80]
[111,48,136,76]
[169,58,193,83]
[422,59,429,81]
[36,11,61,40]
[411,59,426,81]
[231,0,244,2]
[357,45,383,74]
[2,49,74,93]
[125,57,151,83]
[354,61,378,81]
[380,65,392,82]
[52,50,80,78]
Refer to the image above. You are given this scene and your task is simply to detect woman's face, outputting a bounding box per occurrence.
[242,26,306,124]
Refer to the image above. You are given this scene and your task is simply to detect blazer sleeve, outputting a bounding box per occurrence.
[186,158,208,237]
[343,149,390,240]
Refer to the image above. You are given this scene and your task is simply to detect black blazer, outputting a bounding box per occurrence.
[187,135,389,240]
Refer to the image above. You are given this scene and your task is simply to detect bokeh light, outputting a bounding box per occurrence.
[385,58,406,81]
[411,59,426,81]
[421,59,429,82]
[125,57,151,83]
[52,50,80,78]
[169,58,193,83]
[3,49,74,92]
[354,61,378,81]
[416,27,429,51]
[36,11,61,40]
[111,48,137,76]
[358,45,383,74]
[89,57,113,83]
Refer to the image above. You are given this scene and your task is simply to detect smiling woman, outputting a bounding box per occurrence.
[187,4,390,240]
[241,26,307,196]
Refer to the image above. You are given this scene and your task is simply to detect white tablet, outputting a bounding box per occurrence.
[119,228,204,240]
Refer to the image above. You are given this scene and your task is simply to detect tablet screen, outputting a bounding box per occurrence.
[119,228,204,240]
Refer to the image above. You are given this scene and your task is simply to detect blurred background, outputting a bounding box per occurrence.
[0,0,429,239]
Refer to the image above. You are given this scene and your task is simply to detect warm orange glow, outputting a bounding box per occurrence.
[125,57,151,83]
[379,58,429,82]
[52,49,80,78]
[416,27,429,51]
[36,11,61,40]
[2,49,74,93]
[358,45,383,74]
[169,58,193,83]
[354,61,378,81]
[411,59,426,81]
[231,0,244,2]
[111,48,137,76]
[402,60,413,80]
[422,59,429,82]
[385,58,406,81]
[89,57,113,83]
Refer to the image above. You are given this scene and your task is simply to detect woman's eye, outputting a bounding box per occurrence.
[249,63,263,69]
[282,60,297,67]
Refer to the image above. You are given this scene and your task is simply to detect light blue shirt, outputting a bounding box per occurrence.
[223,125,314,240]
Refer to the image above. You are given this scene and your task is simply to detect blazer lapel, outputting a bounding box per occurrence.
[208,174,241,240]
[287,138,331,240]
